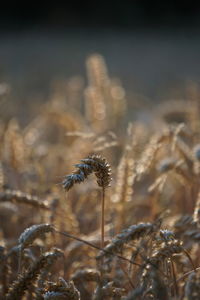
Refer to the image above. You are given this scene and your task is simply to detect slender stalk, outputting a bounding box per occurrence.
[183,249,196,271]
[55,229,142,267]
[101,187,105,249]
[171,259,178,299]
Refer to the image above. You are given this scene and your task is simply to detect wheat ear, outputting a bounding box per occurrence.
[6,248,63,300]
[62,154,111,248]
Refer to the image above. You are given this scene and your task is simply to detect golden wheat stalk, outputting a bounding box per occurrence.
[62,154,111,248]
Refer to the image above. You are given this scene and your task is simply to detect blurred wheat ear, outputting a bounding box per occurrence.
[62,154,111,248]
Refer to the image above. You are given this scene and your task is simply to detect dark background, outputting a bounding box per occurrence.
[1,2,200,31]
[1,1,200,122]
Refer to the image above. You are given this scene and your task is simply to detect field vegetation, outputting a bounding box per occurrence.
[0,54,200,299]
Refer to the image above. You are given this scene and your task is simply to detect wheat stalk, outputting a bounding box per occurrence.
[62,154,111,248]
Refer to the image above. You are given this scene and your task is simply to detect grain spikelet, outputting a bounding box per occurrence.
[136,134,163,180]
[85,54,108,131]
[86,54,109,87]
[112,153,135,230]
[137,126,188,180]
[112,156,135,204]
[97,222,156,260]
[6,248,63,300]
[84,86,107,132]
[18,224,54,250]
[85,54,127,131]
[62,154,111,191]
[0,189,50,209]
[109,79,127,120]
[151,239,183,265]
[43,278,80,300]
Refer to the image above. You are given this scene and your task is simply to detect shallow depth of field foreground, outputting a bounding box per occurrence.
[1,54,200,299]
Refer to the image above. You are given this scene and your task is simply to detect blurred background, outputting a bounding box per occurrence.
[1,1,200,122]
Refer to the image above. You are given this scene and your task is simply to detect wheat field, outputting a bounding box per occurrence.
[0,53,200,299]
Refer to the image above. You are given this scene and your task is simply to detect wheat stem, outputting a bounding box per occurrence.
[101,187,105,249]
